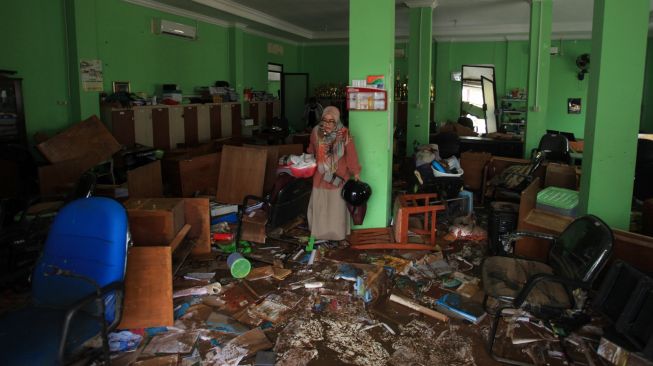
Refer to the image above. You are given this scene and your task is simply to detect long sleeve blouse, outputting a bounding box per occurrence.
[307,126,361,190]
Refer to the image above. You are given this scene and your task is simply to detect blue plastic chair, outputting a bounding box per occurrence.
[0,197,129,365]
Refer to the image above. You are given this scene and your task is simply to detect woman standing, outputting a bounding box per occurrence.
[307,106,361,241]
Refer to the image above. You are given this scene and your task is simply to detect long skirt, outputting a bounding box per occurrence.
[307,187,350,240]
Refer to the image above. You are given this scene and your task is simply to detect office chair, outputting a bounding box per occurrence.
[489,151,545,203]
[482,215,613,365]
[534,133,571,164]
[0,197,129,366]
[0,172,98,288]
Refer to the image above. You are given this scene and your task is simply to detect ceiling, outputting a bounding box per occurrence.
[128,0,653,44]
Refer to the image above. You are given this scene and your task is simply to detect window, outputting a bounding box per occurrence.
[267,63,283,97]
[268,63,282,81]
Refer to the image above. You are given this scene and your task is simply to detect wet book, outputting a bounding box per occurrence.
[434,293,487,324]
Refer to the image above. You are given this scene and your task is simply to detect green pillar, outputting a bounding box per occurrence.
[65,0,100,121]
[524,0,552,156]
[579,0,649,230]
[406,1,435,154]
[349,0,394,228]
[229,24,245,114]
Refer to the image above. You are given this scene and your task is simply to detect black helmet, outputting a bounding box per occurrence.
[341,180,372,206]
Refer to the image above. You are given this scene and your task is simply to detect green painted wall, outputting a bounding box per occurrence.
[96,1,230,97]
[579,0,649,230]
[406,7,433,152]
[349,0,395,228]
[2,0,305,138]
[524,0,553,156]
[395,42,409,80]
[242,33,300,92]
[0,0,72,138]
[301,44,349,94]
[641,37,653,132]
[434,39,597,139]
[504,41,529,95]
[435,41,508,124]
[546,39,592,138]
[5,0,653,144]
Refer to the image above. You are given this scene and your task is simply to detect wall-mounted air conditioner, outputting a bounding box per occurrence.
[153,18,197,40]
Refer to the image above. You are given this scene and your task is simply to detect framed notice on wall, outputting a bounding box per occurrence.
[80,59,103,92]
[346,87,387,111]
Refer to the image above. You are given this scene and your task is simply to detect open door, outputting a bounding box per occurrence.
[481,76,497,134]
[461,65,495,134]
[281,73,309,132]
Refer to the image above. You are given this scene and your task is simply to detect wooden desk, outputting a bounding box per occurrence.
[119,197,210,329]
[456,136,524,158]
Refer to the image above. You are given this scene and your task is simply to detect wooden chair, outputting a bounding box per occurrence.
[349,193,445,250]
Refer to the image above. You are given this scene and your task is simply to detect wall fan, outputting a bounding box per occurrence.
[576,53,590,80]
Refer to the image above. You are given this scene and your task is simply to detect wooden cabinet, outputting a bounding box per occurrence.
[103,102,242,150]
[245,100,281,127]
[133,108,153,147]
[230,103,242,137]
[0,76,26,146]
[152,107,170,150]
[168,107,185,149]
[182,106,198,146]
[196,105,211,142]
[110,109,135,146]
[266,101,274,124]
[208,104,222,139]
[162,152,220,197]
[248,102,260,125]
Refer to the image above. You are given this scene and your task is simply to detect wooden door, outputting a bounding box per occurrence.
[196,105,211,143]
[134,108,153,147]
[152,107,170,150]
[272,100,281,119]
[265,102,274,126]
[209,104,222,139]
[231,103,241,137]
[248,102,258,126]
[111,110,135,146]
[168,107,185,149]
[220,104,232,137]
[183,106,199,146]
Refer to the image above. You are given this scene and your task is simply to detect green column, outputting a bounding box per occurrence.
[406,2,435,154]
[524,0,552,156]
[579,0,649,230]
[65,0,100,121]
[229,24,245,114]
[349,0,394,228]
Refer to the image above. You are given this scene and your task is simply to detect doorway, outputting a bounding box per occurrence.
[281,73,309,132]
[460,65,497,134]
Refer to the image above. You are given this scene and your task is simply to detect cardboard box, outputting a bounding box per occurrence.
[124,198,185,245]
